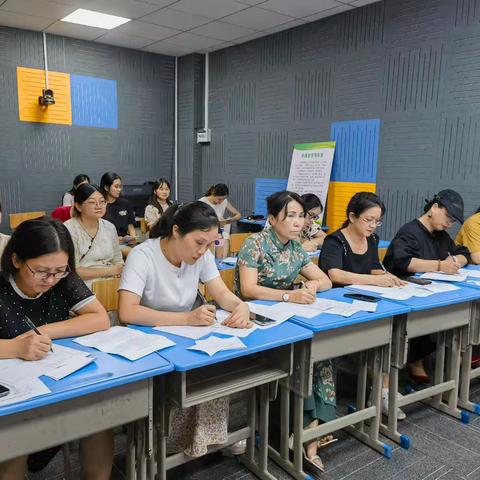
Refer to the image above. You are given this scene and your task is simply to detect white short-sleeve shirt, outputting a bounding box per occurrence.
[119,238,219,312]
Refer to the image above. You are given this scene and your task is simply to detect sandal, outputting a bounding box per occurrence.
[303,447,325,473]
[317,434,338,449]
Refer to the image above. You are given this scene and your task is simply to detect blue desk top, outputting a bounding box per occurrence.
[378,240,391,249]
[285,288,410,333]
[134,322,312,372]
[0,338,173,417]
[348,283,480,312]
[454,264,480,290]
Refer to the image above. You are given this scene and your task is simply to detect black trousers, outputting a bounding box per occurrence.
[407,335,436,364]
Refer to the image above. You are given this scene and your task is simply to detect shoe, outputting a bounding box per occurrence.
[408,363,431,384]
[303,446,325,473]
[228,439,247,455]
[317,435,338,449]
[382,388,406,421]
[471,355,480,369]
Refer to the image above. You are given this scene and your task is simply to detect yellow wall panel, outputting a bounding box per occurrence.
[17,66,72,125]
[326,181,376,232]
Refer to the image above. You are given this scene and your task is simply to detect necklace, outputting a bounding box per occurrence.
[78,218,99,261]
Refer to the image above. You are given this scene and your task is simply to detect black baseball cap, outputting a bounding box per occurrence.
[436,189,464,223]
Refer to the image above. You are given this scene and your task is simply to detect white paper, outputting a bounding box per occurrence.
[154,325,213,340]
[422,282,459,293]
[188,336,247,356]
[247,303,294,323]
[74,326,175,361]
[220,257,238,265]
[0,377,51,406]
[419,272,467,282]
[459,268,480,279]
[352,300,378,312]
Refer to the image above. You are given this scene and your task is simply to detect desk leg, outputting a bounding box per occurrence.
[459,343,480,413]
[431,332,446,407]
[280,382,289,459]
[155,377,168,480]
[126,423,136,480]
[355,351,368,433]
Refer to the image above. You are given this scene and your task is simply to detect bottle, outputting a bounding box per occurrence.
[215,228,225,259]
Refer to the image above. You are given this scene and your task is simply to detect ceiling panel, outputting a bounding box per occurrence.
[141,8,213,30]
[264,18,307,33]
[75,0,161,18]
[0,0,76,20]
[260,0,342,18]
[172,0,248,19]
[144,40,193,56]
[163,31,222,49]
[96,30,153,49]
[303,4,353,21]
[0,10,53,31]
[223,6,293,30]
[190,20,257,41]
[115,20,180,40]
[45,21,108,41]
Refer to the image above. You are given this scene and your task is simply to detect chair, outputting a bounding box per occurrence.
[51,206,72,223]
[9,211,46,229]
[230,233,252,255]
[91,277,120,312]
[378,248,387,262]
[139,217,148,234]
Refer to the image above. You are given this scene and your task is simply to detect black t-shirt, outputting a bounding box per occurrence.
[104,197,135,237]
[320,230,382,283]
[384,219,471,277]
[0,272,94,339]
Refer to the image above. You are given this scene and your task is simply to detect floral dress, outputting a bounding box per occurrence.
[235,228,336,425]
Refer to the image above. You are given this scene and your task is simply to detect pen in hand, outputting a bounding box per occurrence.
[448,251,459,267]
[23,315,53,352]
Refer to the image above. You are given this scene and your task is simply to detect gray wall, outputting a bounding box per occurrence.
[201,0,480,238]
[0,26,174,231]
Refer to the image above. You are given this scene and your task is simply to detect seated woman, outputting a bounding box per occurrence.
[64,184,123,287]
[144,178,173,230]
[300,193,327,252]
[118,201,251,457]
[101,172,137,255]
[384,189,470,384]
[199,183,241,257]
[0,218,112,480]
[320,192,405,419]
[62,174,90,206]
[456,207,480,264]
[235,191,332,473]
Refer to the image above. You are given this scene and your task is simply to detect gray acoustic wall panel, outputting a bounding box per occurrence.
[199,0,480,239]
[0,26,174,231]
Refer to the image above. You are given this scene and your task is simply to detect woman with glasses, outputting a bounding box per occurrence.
[384,189,470,385]
[300,193,326,251]
[0,217,112,480]
[64,184,123,287]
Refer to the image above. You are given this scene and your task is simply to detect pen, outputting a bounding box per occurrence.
[379,261,388,274]
[448,251,459,266]
[23,315,53,352]
[196,290,207,305]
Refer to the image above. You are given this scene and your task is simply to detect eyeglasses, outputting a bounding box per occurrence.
[84,200,106,207]
[359,216,383,227]
[25,262,70,280]
[306,211,321,221]
[444,211,457,225]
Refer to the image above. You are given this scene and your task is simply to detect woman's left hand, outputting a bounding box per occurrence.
[302,240,317,252]
[223,302,252,329]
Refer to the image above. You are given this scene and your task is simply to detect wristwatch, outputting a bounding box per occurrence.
[282,293,290,302]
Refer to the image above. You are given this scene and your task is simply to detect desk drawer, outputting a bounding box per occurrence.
[164,346,292,408]
[407,303,471,339]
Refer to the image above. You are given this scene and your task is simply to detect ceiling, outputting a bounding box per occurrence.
[0,0,380,56]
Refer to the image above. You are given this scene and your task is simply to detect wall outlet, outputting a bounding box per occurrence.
[197,128,211,144]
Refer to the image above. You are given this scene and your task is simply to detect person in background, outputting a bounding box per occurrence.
[144,178,173,230]
[236,191,332,473]
[64,184,123,287]
[0,201,10,259]
[384,189,470,385]
[456,207,480,264]
[62,174,90,207]
[199,184,241,257]
[119,201,251,458]
[300,193,327,252]
[100,172,137,256]
[320,192,406,419]
[0,218,111,480]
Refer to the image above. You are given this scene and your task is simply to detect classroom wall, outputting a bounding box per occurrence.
[201,0,480,238]
[0,27,174,231]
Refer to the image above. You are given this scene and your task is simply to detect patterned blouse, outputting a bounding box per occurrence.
[235,227,311,296]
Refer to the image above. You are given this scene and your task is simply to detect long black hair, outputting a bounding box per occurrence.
[149,178,172,215]
[100,172,121,197]
[342,192,385,228]
[266,191,305,220]
[68,174,90,195]
[301,193,323,213]
[150,201,219,239]
[72,184,105,217]
[1,217,76,277]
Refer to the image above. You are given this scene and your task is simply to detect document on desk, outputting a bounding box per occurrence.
[220,257,238,265]
[422,282,459,293]
[188,336,247,356]
[459,268,480,279]
[0,345,94,383]
[74,326,175,361]
[247,302,294,323]
[351,300,378,312]
[419,272,467,282]
[0,377,51,406]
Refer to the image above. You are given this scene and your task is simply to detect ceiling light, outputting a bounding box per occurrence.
[61,8,131,30]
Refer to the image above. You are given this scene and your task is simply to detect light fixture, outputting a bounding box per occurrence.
[61,8,131,30]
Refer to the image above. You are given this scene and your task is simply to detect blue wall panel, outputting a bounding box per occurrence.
[330,118,380,183]
[71,74,118,129]
[254,178,288,216]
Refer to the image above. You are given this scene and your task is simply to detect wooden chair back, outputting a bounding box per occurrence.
[230,233,252,255]
[9,211,46,229]
[91,277,120,312]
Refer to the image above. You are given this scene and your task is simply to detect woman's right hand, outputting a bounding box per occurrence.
[373,274,402,287]
[188,304,216,326]
[288,288,316,304]
[110,263,124,276]
[439,258,460,274]
[302,240,317,252]
[14,332,51,360]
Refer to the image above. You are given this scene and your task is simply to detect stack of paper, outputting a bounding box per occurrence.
[420,272,467,282]
[0,377,51,407]
[220,257,238,265]
[154,309,258,339]
[74,326,175,361]
[188,336,247,356]
[459,268,480,279]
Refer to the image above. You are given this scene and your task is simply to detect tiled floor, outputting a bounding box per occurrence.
[27,379,480,480]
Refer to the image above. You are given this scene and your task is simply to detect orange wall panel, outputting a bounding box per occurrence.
[326,181,376,232]
[17,66,72,125]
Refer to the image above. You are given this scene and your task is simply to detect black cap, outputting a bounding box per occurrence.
[436,189,464,223]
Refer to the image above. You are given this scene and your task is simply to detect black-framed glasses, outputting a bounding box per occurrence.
[359,216,383,227]
[25,262,70,280]
[306,210,321,221]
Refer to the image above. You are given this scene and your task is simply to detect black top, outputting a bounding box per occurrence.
[384,219,471,277]
[320,230,382,284]
[104,197,135,237]
[0,272,94,340]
